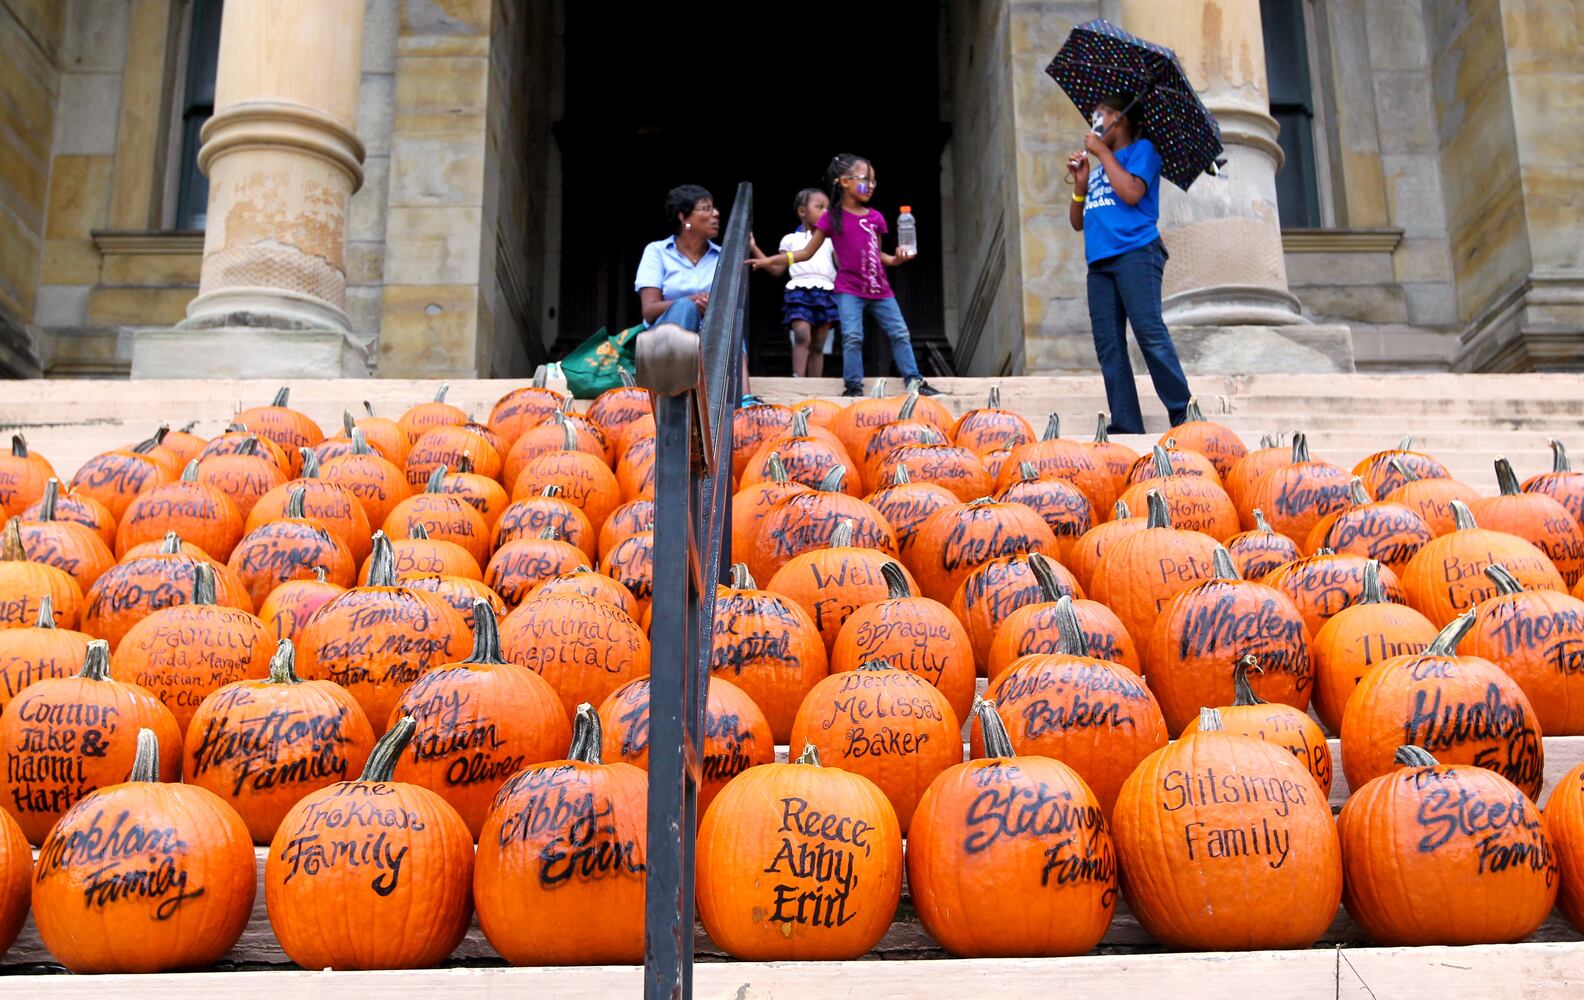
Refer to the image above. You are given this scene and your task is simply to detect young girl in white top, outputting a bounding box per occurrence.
[748,189,838,378]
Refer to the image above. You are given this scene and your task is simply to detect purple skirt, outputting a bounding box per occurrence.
[782,286,839,329]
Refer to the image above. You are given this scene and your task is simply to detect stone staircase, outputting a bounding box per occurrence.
[3,373,1582,493]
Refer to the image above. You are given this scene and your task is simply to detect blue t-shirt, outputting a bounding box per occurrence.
[1082,138,1162,265]
[634,236,721,301]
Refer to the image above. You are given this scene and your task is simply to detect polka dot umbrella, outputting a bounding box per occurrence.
[1045,17,1225,191]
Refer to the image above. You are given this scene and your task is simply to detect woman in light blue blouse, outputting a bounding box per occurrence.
[635,184,721,332]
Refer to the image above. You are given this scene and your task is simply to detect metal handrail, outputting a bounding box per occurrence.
[635,181,750,1000]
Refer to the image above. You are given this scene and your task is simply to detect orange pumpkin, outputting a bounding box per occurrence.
[474,704,648,965]
[614,434,657,502]
[1244,432,1351,545]
[1340,745,1557,945]
[1264,548,1408,638]
[33,728,255,972]
[67,430,176,523]
[0,434,55,513]
[586,371,653,446]
[435,456,510,531]
[83,530,253,649]
[21,484,115,551]
[504,411,610,487]
[0,807,27,958]
[1112,707,1342,950]
[1082,413,1140,512]
[790,657,960,832]
[234,387,324,478]
[1460,564,1584,736]
[1470,457,1584,587]
[1383,459,1481,537]
[511,435,622,534]
[1548,760,1584,932]
[710,563,828,742]
[196,435,288,519]
[749,466,897,586]
[765,519,919,654]
[907,697,1116,957]
[831,560,975,722]
[1309,559,1437,735]
[145,420,208,472]
[857,390,947,469]
[741,408,860,495]
[119,460,247,561]
[364,522,482,582]
[1224,508,1302,580]
[397,383,468,444]
[907,497,1059,605]
[861,463,960,565]
[598,674,773,816]
[2,516,85,631]
[1180,653,1333,794]
[599,528,654,620]
[1223,434,1292,527]
[0,595,90,715]
[258,565,347,645]
[1400,500,1565,625]
[499,592,651,721]
[732,400,795,479]
[1089,490,1220,651]
[1123,442,1220,487]
[383,465,491,568]
[1164,397,1248,479]
[949,550,1084,673]
[388,601,571,837]
[298,532,471,733]
[0,640,181,844]
[1067,499,1145,593]
[995,414,1109,510]
[16,479,115,593]
[1117,445,1239,541]
[486,525,592,606]
[867,441,994,504]
[986,553,1139,677]
[400,573,506,632]
[696,742,902,960]
[993,461,1094,562]
[1352,436,1450,500]
[184,637,375,843]
[1524,439,1584,532]
[341,403,411,465]
[114,562,275,735]
[247,450,374,565]
[229,485,358,608]
[829,378,953,459]
[487,377,569,445]
[525,565,639,620]
[201,425,293,479]
[265,716,474,969]
[1145,546,1312,734]
[952,385,1035,456]
[978,596,1168,818]
[495,484,597,560]
[1342,611,1544,798]
[406,422,504,492]
[319,427,413,527]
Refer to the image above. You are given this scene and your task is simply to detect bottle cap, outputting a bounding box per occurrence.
[899,205,912,213]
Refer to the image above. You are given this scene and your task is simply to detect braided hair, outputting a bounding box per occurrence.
[822,153,868,235]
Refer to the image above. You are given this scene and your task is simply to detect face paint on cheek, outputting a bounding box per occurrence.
[856,183,872,196]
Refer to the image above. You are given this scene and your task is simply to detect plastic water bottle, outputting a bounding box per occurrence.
[897,206,917,256]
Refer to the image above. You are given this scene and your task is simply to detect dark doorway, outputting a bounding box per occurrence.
[554,4,952,377]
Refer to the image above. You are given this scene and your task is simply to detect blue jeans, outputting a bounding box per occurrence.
[653,297,702,331]
[836,293,921,392]
[1086,239,1190,433]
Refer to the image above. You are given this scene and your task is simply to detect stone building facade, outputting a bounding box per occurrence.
[0,0,1578,381]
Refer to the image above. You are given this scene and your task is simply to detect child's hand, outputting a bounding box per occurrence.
[746,256,773,270]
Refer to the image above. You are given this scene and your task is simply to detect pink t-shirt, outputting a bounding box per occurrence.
[815,208,892,300]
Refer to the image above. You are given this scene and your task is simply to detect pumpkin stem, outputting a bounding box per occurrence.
[367,531,398,587]
[1483,563,1526,596]
[78,639,112,681]
[533,484,563,501]
[1359,560,1386,604]
[1184,397,1206,423]
[1394,745,1439,768]
[818,465,847,493]
[351,427,373,455]
[1151,444,1174,479]
[537,525,560,541]
[267,639,302,684]
[1449,500,1477,532]
[300,448,320,479]
[567,702,603,764]
[1231,654,1267,706]
[1112,500,1131,520]
[1198,706,1225,732]
[765,452,789,484]
[1494,458,1521,496]
[560,418,577,452]
[191,561,217,605]
[364,400,377,417]
[313,565,327,583]
[434,383,451,403]
[790,407,810,439]
[132,424,170,454]
[2,517,28,561]
[344,410,357,437]
[617,364,636,388]
[881,561,911,600]
[870,378,886,398]
[34,593,55,629]
[1028,553,1065,603]
[532,366,549,389]
[1093,412,1109,443]
[159,531,182,555]
[971,696,1016,759]
[1427,611,1478,655]
[286,485,308,520]
[1259,433,1276,450]
[1389,457,1420,483]
[129,728,161,783]
[463,600,505,665]
[238,436,260,457]
[1018,461,1039,484]
[987,385,1001,410]
[1347,477,1369,506]
[898,391,919,421]
[1041,413,1061,442]
[1052,595,1090,657]
[1144,489,1173,529]
[1290,432,1310,464]
[458,455,473,475]
[410,523,431,541]
[38,478,59,521]
[1551,439,1572,474]
[361,716,418,781]
[856,657,893,672]
[426,465,448,494]
[181,459,200,482]
[9,433,25,458]
[730,563,757,590]
[794,742,822,766]
[1251,508,1274,532]
[891,463,911,486]
[1211,546,1240,580]
[1397,435,1414,451]
[830,519,856,548]
[1316,547,1336,556]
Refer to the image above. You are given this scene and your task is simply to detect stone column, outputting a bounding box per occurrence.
[131,0,368,377]
[1120,0,1305,326]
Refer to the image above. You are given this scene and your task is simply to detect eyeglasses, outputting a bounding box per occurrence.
[844,175,877,188]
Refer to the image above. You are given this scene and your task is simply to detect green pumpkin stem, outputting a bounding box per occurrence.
[891,463,911,486]
[191,562,217,605]
[829,519,856,548]
[132,424,169,454]
[129,729,161,783]
[791,408,810,438]
[1144,489,1172,529]
[351,427,373,455]
[313,565,327,584]
[1450,500,1478,532]
[1347,477,1370,506]
[9,433,25,458]
[537,525,560,541]
[1184,397,1206,423]
[286,486,308,520]
[1494,458,1522,496]
[1483,563,1525,596]
[364,400,377,417]
[159,531,182,555]
[2,517,26,561]
[617,365,636,388]
[897,391,919,422]
[300,448,320,479]
[433,383,450,403]
[1028,553,1065,603]
[1427,611,1478,655]
[881,561,911,600]
[1389,457,1420,484]
[765,452,789,484]
[1394,745,1439,767]
[78,639,112,681]
[1252,508,1274,532]
[1397,435,1414,451]
[38,478,60,521]
[818,465,847,493]
[1291,432,1310,464]
[1041,413,1061,442]
[361,717,418,781]
[181,459,201,482]
[870,378,887,399]
[1211,546,1240,580]
[795,742,822,766]
[1551,439,1572,474]
[1359,560,1386,604]
[34,593,55,629]
[267,639,302,684]
[1052,595,1089,657]
[987,385,1001,410]
[540,484,563,498]
[1151,445,1174,479]
[1113,500,1131,520]
[1232,654,1267,706]
[1093,413,1109,443]
[269,387,290,408]
[426,465,449,494]
[238,436,260,457]
[567,703,603,764]
[344,410,357,437]
[972,696,1016,759]
[1019,461,1039,484]
[367,531,398,587]
[857,657,893,672]
[1198,706,1225,732]
[410,523,430,541]
[464,600,505,664]
[730,563,757,590]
